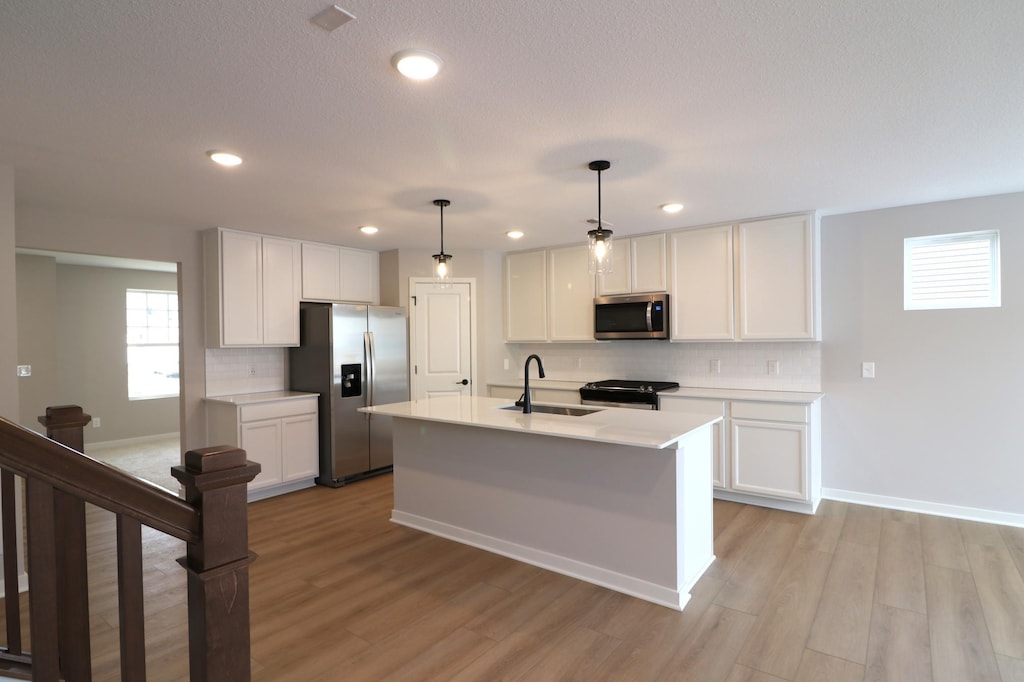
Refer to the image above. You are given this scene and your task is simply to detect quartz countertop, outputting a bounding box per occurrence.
[203,390,319,406]
[361,395,720,449]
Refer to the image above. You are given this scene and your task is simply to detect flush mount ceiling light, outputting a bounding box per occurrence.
[392,49,443,80]
[506,230,524,239]
[586,160,614,274]
[206,150,242,167]
[432,199,453,287]
[660,202,684,214]
[359,225,378,234]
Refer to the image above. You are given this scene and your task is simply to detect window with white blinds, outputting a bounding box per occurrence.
[903,230,1000,310]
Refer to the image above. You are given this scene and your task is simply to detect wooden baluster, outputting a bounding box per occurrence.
[38,405,93,680]
[172,446,260,682]
[25,478,61,682]
[116,514,146,681]
[1,470,22,655]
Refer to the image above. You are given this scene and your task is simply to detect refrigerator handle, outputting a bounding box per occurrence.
[365,331,376,413]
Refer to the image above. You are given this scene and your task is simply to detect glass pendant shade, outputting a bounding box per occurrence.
[586,160,614,275]
[433,252,453,286]
[588,227,614,274]
[432,199,453,288]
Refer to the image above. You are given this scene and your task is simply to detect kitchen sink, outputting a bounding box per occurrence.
[500,404,603,417]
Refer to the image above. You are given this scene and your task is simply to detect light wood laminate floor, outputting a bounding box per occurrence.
[6,473,1024,681]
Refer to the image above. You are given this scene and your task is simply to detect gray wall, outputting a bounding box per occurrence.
[54,265,178,444]
[820,191,1024,516]
[14,254,57,430]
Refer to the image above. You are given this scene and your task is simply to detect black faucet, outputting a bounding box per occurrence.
[522,354,546,414]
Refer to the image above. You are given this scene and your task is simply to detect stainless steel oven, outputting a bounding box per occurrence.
[579,380,680,410]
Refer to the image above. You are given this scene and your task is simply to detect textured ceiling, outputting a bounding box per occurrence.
[2,1,1022,253]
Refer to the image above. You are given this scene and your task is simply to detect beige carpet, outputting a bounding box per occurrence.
[85,434,182,494]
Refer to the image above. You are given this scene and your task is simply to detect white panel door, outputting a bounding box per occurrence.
[412,281,472,399]
[220,230,263,345]
[736,215,815,339]
[630,233,667,293]
[301,242,341,300]
[547,244,595,342]
[670,225,735,340]
[281,413,318,481]
[240,420,283,492]
[261,236,300,346]
[504,251,547,341]
[730,419,808,500]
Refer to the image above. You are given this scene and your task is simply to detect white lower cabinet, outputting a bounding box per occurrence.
[661,395,821,514]
[206,394,319,501]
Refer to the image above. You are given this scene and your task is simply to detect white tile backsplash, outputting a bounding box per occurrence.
[205,347,288,396]
[494,341,821,392]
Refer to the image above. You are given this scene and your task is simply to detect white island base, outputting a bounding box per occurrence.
[388,415,716,610]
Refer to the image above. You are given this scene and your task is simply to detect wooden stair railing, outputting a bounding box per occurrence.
[0,405,260,681]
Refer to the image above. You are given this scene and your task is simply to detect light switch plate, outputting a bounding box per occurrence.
[862,362,875,379]
[17,364,31,377]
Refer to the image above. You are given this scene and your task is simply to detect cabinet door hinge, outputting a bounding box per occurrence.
[414,365,418,375]
[411,295,417,306]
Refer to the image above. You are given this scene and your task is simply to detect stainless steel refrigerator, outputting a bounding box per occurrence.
[288,302,409,486]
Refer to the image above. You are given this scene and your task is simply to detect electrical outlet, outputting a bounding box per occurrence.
[576,357,583,369]
[709,359,721,374]
[767,360,780,376]
[17,364,31,377]
[248,365,257,377]
[92,417,101,428]
[503,358,510,370]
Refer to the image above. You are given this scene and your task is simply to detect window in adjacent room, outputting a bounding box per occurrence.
[126,289,180,399]
[903,230,1000,310]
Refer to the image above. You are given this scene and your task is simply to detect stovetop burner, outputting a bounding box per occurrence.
[582,379,680,393]
[579,379,680,409]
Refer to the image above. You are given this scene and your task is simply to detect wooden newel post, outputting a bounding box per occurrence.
[38,405,93,680]
[172,446,260,682]
[37,405,91,452]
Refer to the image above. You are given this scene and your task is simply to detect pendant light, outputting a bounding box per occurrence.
[432,199,453,288]
[587,160,614,274]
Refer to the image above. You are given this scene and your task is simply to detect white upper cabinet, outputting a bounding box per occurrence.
[736,215,817,340]
[504,250,548,342]
[300,242,379,304]
[597,234,667,295]
[547,244,596,342]
[670,225,735,341]
[204,228,300,348]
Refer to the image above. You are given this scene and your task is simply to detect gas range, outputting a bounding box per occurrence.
[579,379,680,410]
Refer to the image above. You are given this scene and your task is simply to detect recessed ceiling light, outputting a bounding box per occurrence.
[506,230,524,239]
[392,49,443,80]
[207,150,242,167]
[359,225,379,234]
[660,202,684,214]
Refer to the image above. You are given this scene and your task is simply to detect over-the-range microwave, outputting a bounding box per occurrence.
[594,293,670,340]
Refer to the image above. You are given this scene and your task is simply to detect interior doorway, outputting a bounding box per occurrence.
[409,278,477,400]
[15,249,181,491]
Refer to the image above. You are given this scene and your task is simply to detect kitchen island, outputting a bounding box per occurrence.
[361,395,721,610]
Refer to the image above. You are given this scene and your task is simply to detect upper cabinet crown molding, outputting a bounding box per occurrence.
[204,228,301,348]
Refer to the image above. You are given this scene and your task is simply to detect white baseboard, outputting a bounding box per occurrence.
[391,509,690,611]
[247,478,316,503]
[86,432,179,451]
[822,488,1024,529]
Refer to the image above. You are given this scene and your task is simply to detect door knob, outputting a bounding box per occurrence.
[456,379,469,385]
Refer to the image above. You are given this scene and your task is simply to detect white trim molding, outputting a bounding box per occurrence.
[823,488,1024,529]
